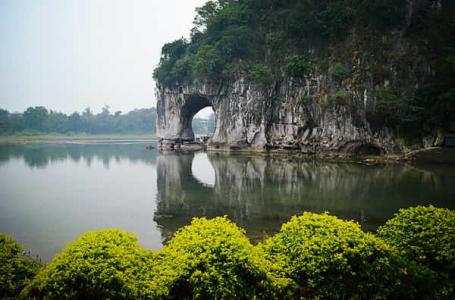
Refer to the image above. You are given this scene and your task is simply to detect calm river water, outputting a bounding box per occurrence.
[0,142,454,262]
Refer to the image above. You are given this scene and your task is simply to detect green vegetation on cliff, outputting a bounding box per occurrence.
[154,0,408,85]
[154,0,455,138]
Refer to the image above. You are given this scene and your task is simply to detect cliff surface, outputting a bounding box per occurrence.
[155,0,454,154]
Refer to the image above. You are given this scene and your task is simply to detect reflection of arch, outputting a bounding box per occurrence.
[340,141,385,155]
[154,152,216,242]
[191,152,216,187]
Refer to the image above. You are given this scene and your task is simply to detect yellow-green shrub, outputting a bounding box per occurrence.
[0,233,42,299]
[7,207,451,299]
[378,205,455,299]
[23,229,155,299]
[154,216,283,299]
[262,212,426,299]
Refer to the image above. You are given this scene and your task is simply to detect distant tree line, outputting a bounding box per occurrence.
[0,106,157,134]
[0,106,216,135]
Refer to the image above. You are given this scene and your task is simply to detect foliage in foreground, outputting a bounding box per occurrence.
[0,233,43,299]
[378,205,455,299]
[152,216,285,299]
[3,206,454,299]
[262,212,432,299]
[23,229,156,299]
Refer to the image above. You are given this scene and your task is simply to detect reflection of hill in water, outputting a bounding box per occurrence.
[155,153,455,243]
[0,143,157,168]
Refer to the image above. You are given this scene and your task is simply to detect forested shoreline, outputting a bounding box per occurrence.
[0,106,215,136]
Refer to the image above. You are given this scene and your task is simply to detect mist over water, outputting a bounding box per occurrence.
[0,142,454,262]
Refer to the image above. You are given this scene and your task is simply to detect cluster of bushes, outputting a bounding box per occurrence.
[1,205,454,299]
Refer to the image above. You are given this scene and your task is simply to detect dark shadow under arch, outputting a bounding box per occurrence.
[340,141,385,156]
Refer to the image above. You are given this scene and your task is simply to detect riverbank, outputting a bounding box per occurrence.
[163,147,455,165]
[4,135,453,164]
[171,144,454,165]
[0,133,157,145]
[405,147,455,164]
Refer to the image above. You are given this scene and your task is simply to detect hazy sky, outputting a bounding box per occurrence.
[0,0,207,114]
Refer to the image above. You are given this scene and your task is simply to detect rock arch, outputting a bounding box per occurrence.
[156,86,216,148]
[156,83,270,151]
[155,82,394,153]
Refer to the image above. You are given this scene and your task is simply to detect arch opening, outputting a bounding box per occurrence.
[180,95,215,142]
[192,107,215,138]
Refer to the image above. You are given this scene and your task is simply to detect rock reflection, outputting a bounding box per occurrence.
[155,153,455,243]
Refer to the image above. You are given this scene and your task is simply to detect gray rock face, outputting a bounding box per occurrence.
[156,78,395,154]
[155,1,447,154]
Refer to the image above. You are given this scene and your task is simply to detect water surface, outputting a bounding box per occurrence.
[0,143,453,262]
